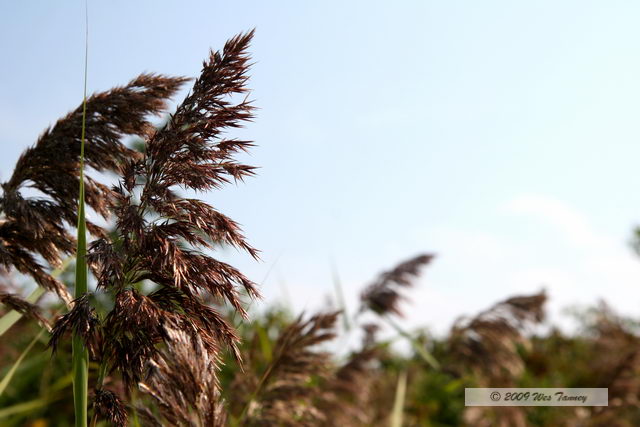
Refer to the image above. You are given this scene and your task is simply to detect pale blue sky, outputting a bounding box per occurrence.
[3,1,640,332]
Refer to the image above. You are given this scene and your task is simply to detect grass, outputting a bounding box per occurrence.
[72,2,90,424]
[0,327,47,397]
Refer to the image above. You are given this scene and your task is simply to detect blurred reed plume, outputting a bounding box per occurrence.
[235,311,339,426]
[219,254,440,426]
[316,339,380,425]
[449,292,546,427]
[561,303,640,425]
[360,254,434,317]
[449,292,547,385]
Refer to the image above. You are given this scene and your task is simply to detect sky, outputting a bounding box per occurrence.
[3,1,640,334]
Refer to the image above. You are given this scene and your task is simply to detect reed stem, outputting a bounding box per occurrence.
[72,2,90,425]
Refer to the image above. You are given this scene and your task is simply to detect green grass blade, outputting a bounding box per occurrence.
[331,261,351,331]
[256,323,273,363]
[0,326,46,396]
[390,370,407,427]
[0,394,63,419]
[384,315,440,370]
[72,191,89,426]
[72,2,90,425]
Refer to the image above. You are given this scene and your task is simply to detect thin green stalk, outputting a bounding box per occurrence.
[0,326,47,396]
[330,260,351,331]
[88,362,108,427]
[255,323,273,363]
[238,357,278,423]
[390,370,407,427]
[0,394,64,419]
[73,2,90,426]
[95,362,107,389]
[130,389,141,427]
[384,314,440,370]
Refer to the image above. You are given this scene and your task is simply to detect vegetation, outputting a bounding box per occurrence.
[1,30,639,426]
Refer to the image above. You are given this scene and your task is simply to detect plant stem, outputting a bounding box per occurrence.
[390,370,407,427]
[73,2,90,426]
[0,326,47,397]
[383,314,440,370]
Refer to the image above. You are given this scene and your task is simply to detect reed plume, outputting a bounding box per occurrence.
[92,388,128,427]
[49,293,99,357]
[0,75,186,305]
[574,304,640,425]
[35,30,261,425]
[138,326,227,426]
[318,343,380,425]
[238,311,339,426]
[449,291,546,384]
[450,291,546,427]
[360,254,434,317]
[0,292,50,331]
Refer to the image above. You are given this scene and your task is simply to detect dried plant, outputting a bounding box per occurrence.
[449,292,546,385]
[591,305,640,403]
[0,75,186,305]
[41,30,260,425]
[0,292,50,331]
[360,254,434,317]
[138,326,227,426]
[238,311,339,426]
[570,304,640,425]
[361,322,381,348]
[49,293,99,357]
[85,31,258,399]
[318,346,380,426]
[449,292,546,427]
[359,254,440,369]
[92,388,128,427]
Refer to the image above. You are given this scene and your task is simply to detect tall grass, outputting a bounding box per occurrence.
[72,3,90,424]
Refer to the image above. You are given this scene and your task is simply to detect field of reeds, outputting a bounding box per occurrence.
[2,30,640,427]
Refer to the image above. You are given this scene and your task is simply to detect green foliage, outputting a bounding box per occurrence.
[0,327,47,397]
[4,295,640,426]
[0,319,74,426]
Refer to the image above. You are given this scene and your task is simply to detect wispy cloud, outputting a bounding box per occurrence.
[397,194,640,333]
[502,194,607,249]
